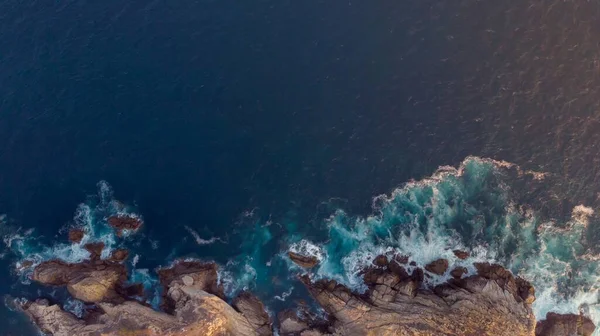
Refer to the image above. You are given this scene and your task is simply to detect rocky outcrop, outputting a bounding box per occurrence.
[32,259,127,303]
[536,313,596,336]
[232,291,273,336]
[294,260,537,335]
[288,251,319,269]
[22,259,274,336]
[20,251,596,336]
[108,248,129,262]
[157,259,226,314]
[107,215,143,236]
[68,228,85,243]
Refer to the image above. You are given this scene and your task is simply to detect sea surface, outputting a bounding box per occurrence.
[2,0,600,335]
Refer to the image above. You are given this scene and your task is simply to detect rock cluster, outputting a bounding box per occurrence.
[19,246,596,336]
[22,258,272,336]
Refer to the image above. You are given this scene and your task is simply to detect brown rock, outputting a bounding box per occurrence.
[425,258,449,275]
[109,249,129,262]
[388,260,410,279]
[302,262,536,336]
[278,307,331,336]
[288,251,319,269]
[450,266,468,279]
[24,261,275,336]
[535,312,596,336]
[453,250,470,260]
[372,255,389,267]
[158,260,225,313]
[107,215,143,236]
[32,259,126,303]
[68,228,85,243]
[83,242,105,260]
[232,291,273,336]
[474,262,535,303]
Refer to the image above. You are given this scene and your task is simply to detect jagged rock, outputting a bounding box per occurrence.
[22,261,274,336]
[32,259,126,303]
[453,249,470,260]
[157,260,225,314]
[535,312,596,336]
[21,252,596,336]
[474,262,535,303]
[425,258,449,275]
[68,228,85,243]
[107,215,143,236]
[232,291,273,336]
[288,251,319,269]
[450,266,468,279]
[300,259,538,336]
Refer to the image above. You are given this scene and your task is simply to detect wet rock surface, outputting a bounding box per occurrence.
[288,251,319,268]
[107,215,143,236]
[425,258,449,275]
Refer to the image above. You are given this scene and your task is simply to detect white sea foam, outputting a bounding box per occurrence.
[184,225,223,245]
[288,239,325,262]
[274,287,294,301]
[63,299,85,318]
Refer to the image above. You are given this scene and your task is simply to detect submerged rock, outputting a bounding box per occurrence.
[288,251,319,268]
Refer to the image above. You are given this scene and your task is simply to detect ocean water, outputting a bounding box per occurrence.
[2,0,600,335]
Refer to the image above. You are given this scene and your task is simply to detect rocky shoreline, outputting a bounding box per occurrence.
[14,222,596,336]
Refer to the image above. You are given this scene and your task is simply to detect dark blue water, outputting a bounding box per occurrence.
[2,0,600,334]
